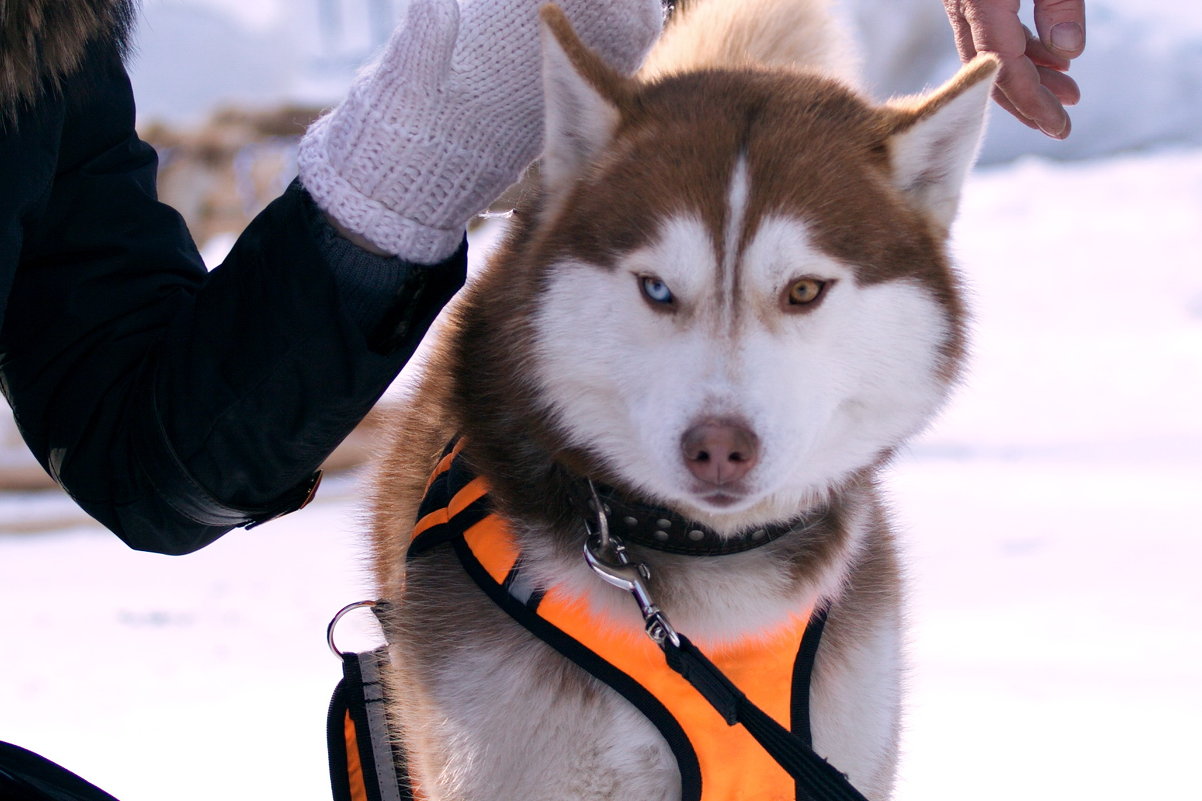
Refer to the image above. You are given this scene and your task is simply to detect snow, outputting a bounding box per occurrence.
[896,460,1202,800]
[3,1,1202,800]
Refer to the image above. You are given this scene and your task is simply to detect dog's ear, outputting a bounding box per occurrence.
[539,5,630,201]
[883,55,999,234]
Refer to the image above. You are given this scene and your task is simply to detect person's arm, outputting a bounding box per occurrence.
[2,42,464,554]
[943,0,1085,137]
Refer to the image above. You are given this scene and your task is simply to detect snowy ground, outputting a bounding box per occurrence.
[3,1,1202,799]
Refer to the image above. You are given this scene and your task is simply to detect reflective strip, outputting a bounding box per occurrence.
[357,650,406,801]
[504,565,542,608]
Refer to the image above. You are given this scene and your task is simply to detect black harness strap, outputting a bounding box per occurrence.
[792,608,828,751]
[327,648,410,801]
[663,635,869,801]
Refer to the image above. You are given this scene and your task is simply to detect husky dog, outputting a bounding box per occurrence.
[369,0,997,798]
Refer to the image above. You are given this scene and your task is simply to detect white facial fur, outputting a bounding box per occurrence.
[531,164,954,531]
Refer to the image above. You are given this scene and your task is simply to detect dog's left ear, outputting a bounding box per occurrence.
[539,5,633,205]
[884,55,1000,234]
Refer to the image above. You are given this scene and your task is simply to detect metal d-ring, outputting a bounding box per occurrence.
[326,600,378,658]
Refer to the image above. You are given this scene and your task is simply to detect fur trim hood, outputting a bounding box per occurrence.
[1,0,136,117]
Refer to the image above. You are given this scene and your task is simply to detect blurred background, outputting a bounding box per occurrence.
[2,1,1199,799]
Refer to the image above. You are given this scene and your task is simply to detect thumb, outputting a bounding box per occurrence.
[1033,0,1085,59]
[380,0,461,82]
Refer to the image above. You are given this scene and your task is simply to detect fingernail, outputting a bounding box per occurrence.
[1050,22,1084,54]
[1038,116,1070,139]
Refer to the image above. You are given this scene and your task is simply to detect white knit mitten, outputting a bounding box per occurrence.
[299,0,663,263]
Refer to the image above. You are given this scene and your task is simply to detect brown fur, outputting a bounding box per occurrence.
[0,0,136,120]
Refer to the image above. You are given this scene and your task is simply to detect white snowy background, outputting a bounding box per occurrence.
[2,1,1200,799]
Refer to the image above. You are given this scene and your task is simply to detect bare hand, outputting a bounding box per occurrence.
[943,0,1085,138]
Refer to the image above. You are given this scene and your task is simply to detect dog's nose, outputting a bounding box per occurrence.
[680,420,759,486]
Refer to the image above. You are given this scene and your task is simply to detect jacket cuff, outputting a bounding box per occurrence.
[132,378,323,534]
[300,181,467,342]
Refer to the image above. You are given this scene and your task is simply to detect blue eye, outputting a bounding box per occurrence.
[640,276,674,305]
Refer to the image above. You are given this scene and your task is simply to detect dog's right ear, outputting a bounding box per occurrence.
[539,5,630,203]
[882,55,999,235]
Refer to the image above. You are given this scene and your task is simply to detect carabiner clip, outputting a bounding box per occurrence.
[583,486,680,649]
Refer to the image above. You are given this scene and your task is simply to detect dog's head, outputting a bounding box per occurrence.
[454,6,997,532]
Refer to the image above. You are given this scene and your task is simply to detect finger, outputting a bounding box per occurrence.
[1032,0,1086,59]
[991,86,1040,131]
[1036,65,1080,106]
[942,1,979,62]
[1023,25,1071,70]
[995,55,1071,137]
[960,0,1029,61]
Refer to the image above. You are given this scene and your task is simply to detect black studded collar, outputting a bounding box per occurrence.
[582,483,817,557]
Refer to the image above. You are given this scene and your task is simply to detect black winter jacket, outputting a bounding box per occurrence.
[0,1,466,554]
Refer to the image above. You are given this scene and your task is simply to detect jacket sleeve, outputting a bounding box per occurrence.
[0,43,465,554]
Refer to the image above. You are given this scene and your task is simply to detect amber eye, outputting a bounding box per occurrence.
[786,278,828,306]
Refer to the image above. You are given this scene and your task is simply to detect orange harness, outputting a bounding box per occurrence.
[401,442,832,801]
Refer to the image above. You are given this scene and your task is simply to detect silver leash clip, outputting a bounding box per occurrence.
[583,481,681,649]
